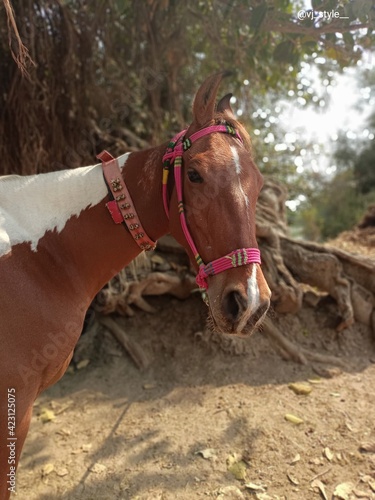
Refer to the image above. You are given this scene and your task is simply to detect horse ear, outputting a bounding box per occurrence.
[217,93,236,121]
[192,71,230,127]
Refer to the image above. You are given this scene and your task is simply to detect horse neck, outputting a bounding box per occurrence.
[45,144,168,301]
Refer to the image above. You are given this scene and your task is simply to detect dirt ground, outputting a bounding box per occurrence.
[15,229,375,500]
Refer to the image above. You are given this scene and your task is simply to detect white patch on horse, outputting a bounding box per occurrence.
[230,146,249,207]
[118,152,130,169]
[247,264,260,311]
[0,154,130,257]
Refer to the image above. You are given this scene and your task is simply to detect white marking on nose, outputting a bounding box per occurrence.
[230,146,249,207]
[247,264,260,312]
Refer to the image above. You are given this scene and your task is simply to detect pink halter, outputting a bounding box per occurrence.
[162,124,261,290]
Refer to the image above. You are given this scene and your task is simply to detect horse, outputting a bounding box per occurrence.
[0,72,270,498]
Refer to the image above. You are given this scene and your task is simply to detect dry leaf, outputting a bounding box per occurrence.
[227,460,247,481]
[288,382,312,395]
[333,482,354,500]
[244,482,266,492]
[39,408,56,423]
[217,486,244,499]
[353,488,371,498]
[287,473,299,485]
[359,441,375,453]
[369,480,375,492]
[311,479,328,500]
[143,383,157,390]
[150,254,165,265]
[290,453,301,464]
[195,448,217,460]
[56,467,69,477]
[41,463,54,477]
[359,474,372,484]
[284,414,304,425]
[89,463,107,474]
[323,447,334,461]
[308,378,322,384]
[76,359,90,370]
[255,493,273,500]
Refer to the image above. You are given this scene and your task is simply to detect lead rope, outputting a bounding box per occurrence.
[162,124,261,290]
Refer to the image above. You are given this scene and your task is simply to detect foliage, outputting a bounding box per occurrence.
[0,0,374,175]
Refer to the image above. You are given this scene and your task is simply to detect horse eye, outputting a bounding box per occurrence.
[187,168,203,183]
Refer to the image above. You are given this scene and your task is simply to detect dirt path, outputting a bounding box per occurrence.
[16,295,375,500]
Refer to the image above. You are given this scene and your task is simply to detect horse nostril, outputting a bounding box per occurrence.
[223,290,248,323]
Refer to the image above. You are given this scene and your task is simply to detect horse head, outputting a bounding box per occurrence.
[166,72,271,336]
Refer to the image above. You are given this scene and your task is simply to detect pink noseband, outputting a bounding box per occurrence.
[162,124,261,290]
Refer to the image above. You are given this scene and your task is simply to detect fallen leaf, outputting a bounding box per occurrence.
[290,453,301,464]
[330,392,341,397]
[311,479,328,500]
[41,463,54,477]
[244,482,266,492]
[227,460,247,481]
[89,463,107,474]
[39,408,56,423]
[287,473,299,485]
[369,480,375,492]
[288,382,312,395]
[359,441,375,453]
[333,482,354,500]
[56,467,69,477]
[359,474,372,483]
[353,488,371,498]
[308,378,322,384]
[76,359,90,370]
[150,254,165,265]
[217,486,244,499]
[323,447,334,461]
[284,414,304,425]
[255,493,273,500]
[143,383,157,390]
[195,448,217,460]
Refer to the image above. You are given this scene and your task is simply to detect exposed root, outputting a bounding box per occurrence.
[262,317,346,367]
[98,315,150,370]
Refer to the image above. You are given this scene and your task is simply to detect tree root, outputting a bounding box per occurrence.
[262,317,346,367]
[98,315,150,370]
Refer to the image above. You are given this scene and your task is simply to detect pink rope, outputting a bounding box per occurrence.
[196,248,261,289]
